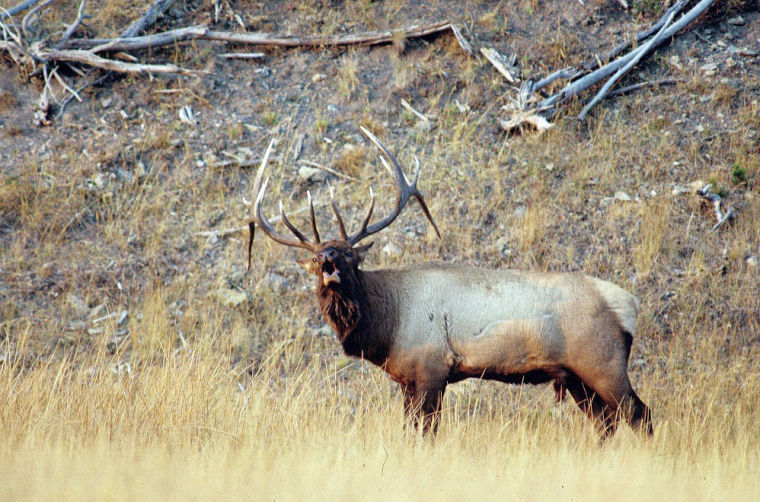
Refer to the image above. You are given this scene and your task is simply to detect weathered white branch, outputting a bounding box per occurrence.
[33,47,205,76]
[120,0,178,38]
[540,0,717,115]
[0,0,43,19]
[57,0,87,44]
[480,47,518,83]
[577,8,676,121]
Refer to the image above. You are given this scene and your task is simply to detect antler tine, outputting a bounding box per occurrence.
[329,184,348,240]
[279,200,311,245]
[356,187,375,236]
[347,127,440,244]
[250,138,317,252]
[307,190,320,244]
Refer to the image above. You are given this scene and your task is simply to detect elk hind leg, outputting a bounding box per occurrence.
[562,373,617,438]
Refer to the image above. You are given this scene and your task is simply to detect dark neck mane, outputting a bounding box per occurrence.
[316,270,389,365]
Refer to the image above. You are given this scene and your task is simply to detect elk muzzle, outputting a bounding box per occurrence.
[321,259,341,286]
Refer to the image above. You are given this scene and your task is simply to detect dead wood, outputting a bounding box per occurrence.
[61,25,208,52]
[120,0,178,38]
[697,185,736,230]
[606,78,680,97]
[59,21,470,54]
[480,47,518,83]
[206,20,454,47]
[538,0,715,118]
[217,52,265,60]
[0,0,43,19]
[579,0,688,73]
[577,8,677,121]
[32,47,203,76]
[21,0,54,41]
[57,0,87,45]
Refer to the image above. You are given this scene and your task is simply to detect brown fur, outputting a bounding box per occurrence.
[297,242,653,438]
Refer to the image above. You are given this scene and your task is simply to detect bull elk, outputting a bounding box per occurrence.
[249,127,652,437]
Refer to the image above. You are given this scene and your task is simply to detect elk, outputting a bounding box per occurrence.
[249,127,652,438]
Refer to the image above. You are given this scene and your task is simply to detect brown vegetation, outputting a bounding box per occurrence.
[0,0,759,499]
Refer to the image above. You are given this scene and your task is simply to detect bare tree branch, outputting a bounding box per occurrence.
[120,0,178,38]
[577,8,677,121]
[57,21,473,55]
[203,20,454,48]
[606,78,680,97]
[0,0,42,20]
[539,0,715,116]
[60,25,208,52]
[57,0,87,45]
[21,0,54,41]
[32,47,205,76]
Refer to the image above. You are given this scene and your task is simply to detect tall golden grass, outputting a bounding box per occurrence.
[2,1,759,499]
[2,302,759,501]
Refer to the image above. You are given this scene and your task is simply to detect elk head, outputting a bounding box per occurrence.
[248,127,441,291]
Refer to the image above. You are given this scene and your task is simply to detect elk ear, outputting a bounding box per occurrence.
[296,256,319,275]
[353,242,374,263]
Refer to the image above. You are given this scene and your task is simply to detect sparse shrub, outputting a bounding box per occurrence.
[715,83,738,106]
[730,162,747,185]
[263,111,278,126]
[332,146,368,177]
[313,117,329,136]
[338,52,360,98]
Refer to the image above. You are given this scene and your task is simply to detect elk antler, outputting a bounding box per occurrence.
[344,126,441,245]
[248,139,321,268]
[248,130,441,268]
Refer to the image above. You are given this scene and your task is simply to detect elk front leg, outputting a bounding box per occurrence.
[402,381,446,435]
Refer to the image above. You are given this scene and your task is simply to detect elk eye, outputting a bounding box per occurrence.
[312,257,317,263]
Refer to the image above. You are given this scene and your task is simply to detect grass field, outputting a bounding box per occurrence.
[1,0,759,500]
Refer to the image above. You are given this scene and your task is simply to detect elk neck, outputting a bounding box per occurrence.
[316,268,393,366]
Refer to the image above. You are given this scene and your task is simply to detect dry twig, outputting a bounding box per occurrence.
[697,185,736,231]
[480,47,518,83]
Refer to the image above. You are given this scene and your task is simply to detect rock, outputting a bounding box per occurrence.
[699,93,715,103]
[415,120,432,132]
[382,242,402,257]
[215,288,248,307]
[67,293,89,316]
[700,62,717,72]
[91,310,124,325]
[261,273,289,294]
[490,236,512,258]
[135,161,147,179]
[298,166,328,182]
[101,98,112,108]
[689,180,706,192]
[92,173,107,189]
[672,185,691,196]
[614,191,632,202]
[727,16,745,26]
[316,324,334,338]
[747,256,758,267]
[312,73,326,83]
[630,358,646,369]
[89,303,106,319]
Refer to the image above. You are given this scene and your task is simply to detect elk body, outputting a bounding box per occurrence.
[250,128,652,438]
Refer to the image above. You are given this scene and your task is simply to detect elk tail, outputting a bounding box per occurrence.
[591,278,640,337]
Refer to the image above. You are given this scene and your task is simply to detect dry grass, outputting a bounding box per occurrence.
[1,0,759,499]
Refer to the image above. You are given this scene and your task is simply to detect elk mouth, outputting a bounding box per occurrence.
[322,261,341,286]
